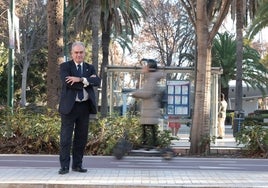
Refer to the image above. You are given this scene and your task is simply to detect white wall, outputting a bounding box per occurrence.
[228,98,259,116]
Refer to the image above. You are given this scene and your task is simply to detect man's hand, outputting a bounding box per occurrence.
[65,76,81,85]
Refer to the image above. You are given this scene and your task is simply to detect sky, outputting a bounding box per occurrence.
[220,14,268,43]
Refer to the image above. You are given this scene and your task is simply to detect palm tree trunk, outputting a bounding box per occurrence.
[190,0,211,154]
[90,0,101,72]
[235,0,244,112]
[100,30,111,117]
[47,0,64,109]
[90,0,101,113]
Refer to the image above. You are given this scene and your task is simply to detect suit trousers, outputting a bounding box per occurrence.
[59,100,90,169]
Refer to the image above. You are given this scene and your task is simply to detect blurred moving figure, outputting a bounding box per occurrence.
[132,59,164,147]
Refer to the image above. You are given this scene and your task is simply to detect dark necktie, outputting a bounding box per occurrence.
[77,64,84,100]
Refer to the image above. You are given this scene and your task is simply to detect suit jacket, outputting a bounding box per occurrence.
[59,60,101,115]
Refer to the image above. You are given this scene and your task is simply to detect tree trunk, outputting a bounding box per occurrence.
[100,30,111,117]
[90,0,101,113]
[20,59,29,107]
[235,0,243,112]
[190,0,211,155]
[47,0,64,110]
[90,0,101,72]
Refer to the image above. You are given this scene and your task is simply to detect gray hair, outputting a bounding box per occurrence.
[71,41,85,51]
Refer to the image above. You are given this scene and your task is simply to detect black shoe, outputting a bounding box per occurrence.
[217,136,223,139]
[58,167,69,175]
[72,167,87,173]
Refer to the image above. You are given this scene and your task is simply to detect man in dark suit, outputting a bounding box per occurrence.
[58,41,101,175]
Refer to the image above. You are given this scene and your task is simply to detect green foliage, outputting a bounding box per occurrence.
[0,106,61,154]
[23,50,47,104]
[198,134,216,155]
[212,32,268,96]
[212,32,236,88]
[244,118,263,126]
[244,117,268,127]
[244,110,268,127]
[86,114,173,155]
[86,114,140,155]
[0,109,173,155]
[236,124,268,157]
[0,49,47,105]
[247,1,268,40]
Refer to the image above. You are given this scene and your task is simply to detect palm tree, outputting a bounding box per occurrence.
[90,0,101,72]
[235,0,244,112]
[212,32,268,100]
[180,0,232,154]
[99,0,146,117]
[212,32,236,98]
[66,0,146,117]
[230,0,264,114]
[67,0,101,71]
[47,0,64,109]
[247,0,268,40]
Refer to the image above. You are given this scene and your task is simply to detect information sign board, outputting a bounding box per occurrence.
[166,80,190,116]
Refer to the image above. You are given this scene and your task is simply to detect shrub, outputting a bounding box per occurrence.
[86,114,173,155]
[0,106,61,154]
[0,108,173,155]
[235,123,268,157]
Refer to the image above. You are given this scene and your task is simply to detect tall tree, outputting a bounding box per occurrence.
[0,1,9,45]
[212,32,236,99]
[229,0,262,114]
[65,0,146,117]
[99,0,146,117]
[246,0,268,64]
[67,0,101,71]
[235,0,244,112]
[247,1,268,40]
[90,0,101,114]
[141,0,195,68]
[16,0,47,106]
[180,0,232,154]
[212,32,268,100]
[90,0,101,73]
[47,0,64,109]
[0,1,12,104]
[0,0,47,105]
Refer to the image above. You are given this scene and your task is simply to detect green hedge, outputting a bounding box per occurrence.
[0,107,173,155]
[0,106,61,154]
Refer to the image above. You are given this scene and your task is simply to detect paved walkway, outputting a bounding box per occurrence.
[172,124,244,151]
[0,125,266,188]
[0,166,268,188]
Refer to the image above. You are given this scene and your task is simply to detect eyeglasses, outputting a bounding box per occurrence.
[73,51,84,54]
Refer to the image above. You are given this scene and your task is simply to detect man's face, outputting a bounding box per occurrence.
[71,45,85,63]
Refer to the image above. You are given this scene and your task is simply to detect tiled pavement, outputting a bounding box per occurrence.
[0,166,268,188]
[172,125,245,152]
[0,125,267,188]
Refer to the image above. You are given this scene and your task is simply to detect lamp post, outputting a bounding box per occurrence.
[7,0,15,112]
[63,0,68,61]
